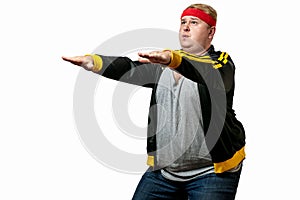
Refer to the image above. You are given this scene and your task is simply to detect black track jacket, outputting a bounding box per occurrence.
[90,45,246,173]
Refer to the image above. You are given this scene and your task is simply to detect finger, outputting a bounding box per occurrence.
[65,56,85,62]
[62,56,72,61]
[62,56,82,63]
[138,57,151,63]
[138,52,151,59]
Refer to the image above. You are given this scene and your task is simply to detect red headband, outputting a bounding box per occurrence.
[181,8,216,27]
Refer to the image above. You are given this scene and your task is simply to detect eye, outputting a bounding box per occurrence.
[181,20,187,25]
[191,20,198,25]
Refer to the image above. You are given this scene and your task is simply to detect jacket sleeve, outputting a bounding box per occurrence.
[89,54,162,88]
[167,50,235,93]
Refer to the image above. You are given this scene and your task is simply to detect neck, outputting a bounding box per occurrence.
[182,45,210,56]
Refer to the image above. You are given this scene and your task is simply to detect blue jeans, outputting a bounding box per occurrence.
[132,167,242,200]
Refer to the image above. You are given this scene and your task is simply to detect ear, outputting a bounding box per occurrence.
[208,26,216,39]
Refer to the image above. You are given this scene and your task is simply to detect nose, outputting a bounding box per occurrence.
[183,23,190,32]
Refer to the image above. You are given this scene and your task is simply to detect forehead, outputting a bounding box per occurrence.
[181,16,201,21]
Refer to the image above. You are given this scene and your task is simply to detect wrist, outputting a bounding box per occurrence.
[85,54,103,72]
[162,49,171,65]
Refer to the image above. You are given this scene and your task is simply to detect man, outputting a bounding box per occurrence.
[62,3,246,200]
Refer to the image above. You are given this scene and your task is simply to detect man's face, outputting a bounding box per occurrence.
[179,16,213,53]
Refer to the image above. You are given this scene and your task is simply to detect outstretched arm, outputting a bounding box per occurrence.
[62,52,167,88]
[142,50,235,93]
[62,49,172,70]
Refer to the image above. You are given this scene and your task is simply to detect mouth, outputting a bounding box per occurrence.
[181,34,190,39]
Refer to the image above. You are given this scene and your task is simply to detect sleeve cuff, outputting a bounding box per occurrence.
[85,54,103,72]
[163,49,182,69]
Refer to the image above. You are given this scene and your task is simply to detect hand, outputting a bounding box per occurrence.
[138,50,171,65]
[62,55,94,71]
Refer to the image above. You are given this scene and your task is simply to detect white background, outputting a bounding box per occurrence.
[1,0,300,199]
